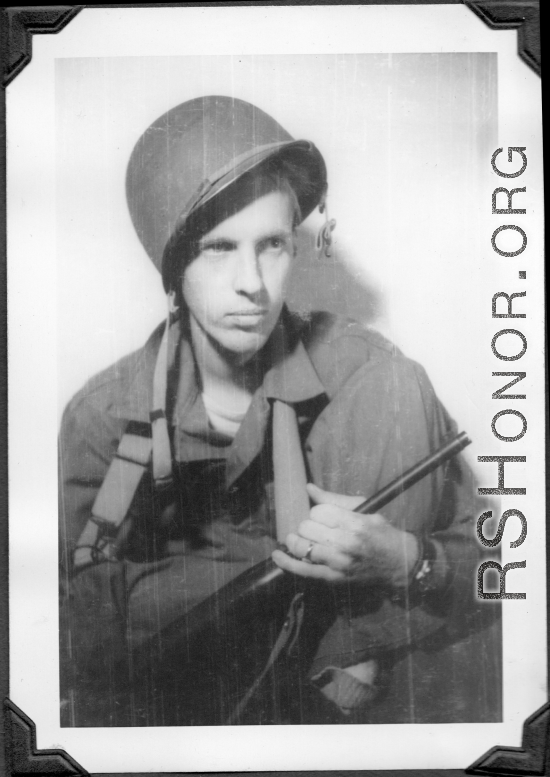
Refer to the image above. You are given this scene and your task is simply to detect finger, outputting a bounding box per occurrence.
[308,504,341,529]
[293,520,335,545]
[310,502,364,530]
[312,505,387,536]
[285,529,332,557]
[292,516,364,556]
[302,512,375,557]
[271,549,345,581]
[309,504,375,539]
[285,532,312,558]
[307,483,365,511]
[285,534,352,571]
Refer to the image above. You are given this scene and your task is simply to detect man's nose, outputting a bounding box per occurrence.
[233,246,264,295]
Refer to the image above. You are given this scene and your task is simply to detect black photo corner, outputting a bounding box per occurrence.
[0,2,546,776]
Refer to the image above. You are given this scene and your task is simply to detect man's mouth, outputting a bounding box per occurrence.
[228,309,268,317]
[229,308,268,316]
[226,309,269,326]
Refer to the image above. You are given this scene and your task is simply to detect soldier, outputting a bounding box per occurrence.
[59,96,500,727]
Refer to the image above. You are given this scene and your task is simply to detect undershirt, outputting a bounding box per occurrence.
[202,389,251,438]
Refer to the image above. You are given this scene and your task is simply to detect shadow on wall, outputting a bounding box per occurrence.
[286,228,382,326]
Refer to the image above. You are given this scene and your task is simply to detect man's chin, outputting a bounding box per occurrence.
[214,330,269,363]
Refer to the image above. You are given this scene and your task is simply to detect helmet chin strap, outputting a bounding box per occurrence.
[316,193,337,259]
[150,292,178,487]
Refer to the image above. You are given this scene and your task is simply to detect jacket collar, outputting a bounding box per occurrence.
[117,309,326,485]
[119,309,325,422]
[116,320,177,424]
[261,310,326,402]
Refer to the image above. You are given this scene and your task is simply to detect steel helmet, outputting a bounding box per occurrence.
[126,95,327,291]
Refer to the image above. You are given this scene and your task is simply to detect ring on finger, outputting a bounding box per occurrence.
[303,541,315,563]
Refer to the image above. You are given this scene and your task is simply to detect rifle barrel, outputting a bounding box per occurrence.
[354,431,471,515]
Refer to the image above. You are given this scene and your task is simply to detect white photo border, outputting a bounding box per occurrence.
[5,3,545,774]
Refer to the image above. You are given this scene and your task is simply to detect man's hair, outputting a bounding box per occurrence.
[163,156,315,294]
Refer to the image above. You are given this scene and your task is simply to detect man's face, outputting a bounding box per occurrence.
[182,190,295,364]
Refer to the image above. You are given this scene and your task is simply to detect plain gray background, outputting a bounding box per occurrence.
[56,54,498,477]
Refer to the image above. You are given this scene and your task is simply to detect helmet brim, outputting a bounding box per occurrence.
[161,139,326,291]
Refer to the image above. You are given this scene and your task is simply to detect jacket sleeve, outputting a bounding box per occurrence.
[305,351,498,673]
[58,392,129,718]
[59,387,269,726]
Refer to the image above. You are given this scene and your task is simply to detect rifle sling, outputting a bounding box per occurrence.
[225,591,305,724]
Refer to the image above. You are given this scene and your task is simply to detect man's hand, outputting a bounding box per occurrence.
[271,483,419,588]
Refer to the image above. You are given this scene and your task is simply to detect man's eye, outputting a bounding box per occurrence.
[202,241,233,254]
[262,237,286,253]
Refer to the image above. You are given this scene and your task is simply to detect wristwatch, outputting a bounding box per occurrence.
[390,533,441,603]
[409,534,439,596]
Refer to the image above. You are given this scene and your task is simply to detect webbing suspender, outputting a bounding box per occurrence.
[73,432,153,568]
[73,313,173,569]
[73,310,310,571]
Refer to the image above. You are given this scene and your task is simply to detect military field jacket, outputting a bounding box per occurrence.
[59,310,498,725]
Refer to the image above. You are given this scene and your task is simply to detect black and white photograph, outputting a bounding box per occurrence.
[57,57,505,730]
[5,3,545,773]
